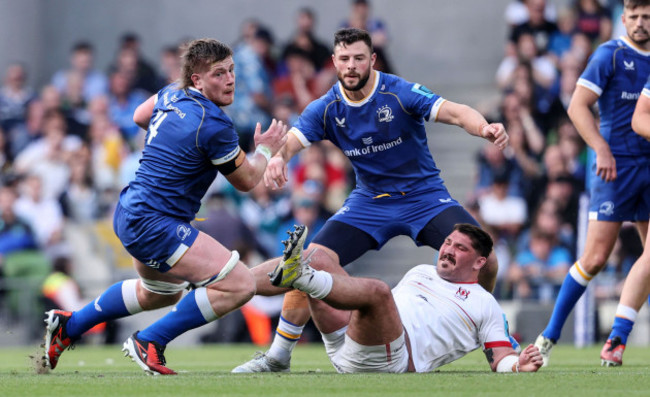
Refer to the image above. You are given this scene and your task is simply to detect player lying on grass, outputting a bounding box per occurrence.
[251,223,542,373]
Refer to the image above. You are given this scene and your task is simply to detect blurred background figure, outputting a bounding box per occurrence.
[110,32,158,94]
[340,0,394,73]
[507,226,572,302]
[227,23,274,151]
[51,42,108,103]
[0,63,35,134]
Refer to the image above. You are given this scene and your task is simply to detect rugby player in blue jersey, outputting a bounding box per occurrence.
[233,27,509,373]
[43,38,287,375]
[598,74,650,367]
[534,0,650,367]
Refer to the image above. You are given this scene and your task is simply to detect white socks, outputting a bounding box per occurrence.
[268,316,305,363]
[293,269,333,300]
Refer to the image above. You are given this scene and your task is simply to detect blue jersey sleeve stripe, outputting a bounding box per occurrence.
[429,98,447,122]
[289,127,311,148]
[577,78,603,96]
[212,147,241,165]
[643,87,650,98]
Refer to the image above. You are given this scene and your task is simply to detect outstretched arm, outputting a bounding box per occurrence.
[225,119,288,192]
[263,131,306,190]
[485,344,543,373]
[436,100,508,150]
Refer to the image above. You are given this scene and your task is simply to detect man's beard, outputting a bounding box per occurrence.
[338,70,371,91]
[629,28,650,46]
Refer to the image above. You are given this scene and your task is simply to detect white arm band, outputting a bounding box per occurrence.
[255,145,272,163]
[496,354,519,373]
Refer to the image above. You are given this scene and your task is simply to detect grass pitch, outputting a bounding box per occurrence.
[1,343,649,396]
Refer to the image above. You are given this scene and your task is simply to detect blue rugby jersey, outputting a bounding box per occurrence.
[120,84,241,221]
[577,36,650,165]
[291,71,447,194]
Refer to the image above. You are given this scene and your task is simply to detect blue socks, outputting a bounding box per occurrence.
[137,288,218,346]
[67,279,142,339]
[608,304,637,345]
[542,262,592,342]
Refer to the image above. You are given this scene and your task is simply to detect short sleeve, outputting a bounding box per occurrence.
[577,45,615,96]
[293,99,328,143]
[398,80,444,122]
[199,115,241,165]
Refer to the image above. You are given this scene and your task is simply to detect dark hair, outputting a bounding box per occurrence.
[179,38,233,89]
[624,0,650,9]
[298,7,315,20]
[254,26,274,46]
[72,41,93,53]
[453,223,493,258]
[121,32,139,44]
[333,28,373,52]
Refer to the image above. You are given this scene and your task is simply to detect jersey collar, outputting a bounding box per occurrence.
[188,87,205,97]
[620,36,650,56]
[338,70,380,107]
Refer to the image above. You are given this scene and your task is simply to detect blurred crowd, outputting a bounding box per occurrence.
[0,0,641,342]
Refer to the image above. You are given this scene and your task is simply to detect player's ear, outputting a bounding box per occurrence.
[370,52,377,68]
[191,73,202,89]
[474,256,487,271]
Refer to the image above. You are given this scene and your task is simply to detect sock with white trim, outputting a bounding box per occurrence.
[608,304,637,345]
[138,287,218,346]
[542,261,592,342]
[267,315,305,363]
[66,279,142,339]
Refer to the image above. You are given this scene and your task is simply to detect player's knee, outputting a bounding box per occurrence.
[582,254,609,274]
[308,247,342,273]
[229,269,257,306]
[367,280,392,303]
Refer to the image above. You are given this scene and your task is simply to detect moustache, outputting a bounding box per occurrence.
[441,254,455,265]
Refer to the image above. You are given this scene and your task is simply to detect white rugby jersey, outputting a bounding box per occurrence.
[392,265,511,373]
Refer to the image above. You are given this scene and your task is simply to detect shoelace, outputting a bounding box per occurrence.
[152,343,167,366]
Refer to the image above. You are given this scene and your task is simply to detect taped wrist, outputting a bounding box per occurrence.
[255,144,272,162]
[496,354,519,373]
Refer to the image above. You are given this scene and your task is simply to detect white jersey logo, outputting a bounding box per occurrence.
[362,136,374,145]
[377,105,394,123]
[335,117,346,127]
[335,206,350,216]
[599,201,615,216]
[624,60,635,71]
[176,224,192,241]
[94,297,102,312]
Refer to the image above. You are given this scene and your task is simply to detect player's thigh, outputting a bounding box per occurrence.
[581,220,622,272]
[346,281,403,345]
[167,231,250,286]
[417,205,479,250]
[311,220,378,266]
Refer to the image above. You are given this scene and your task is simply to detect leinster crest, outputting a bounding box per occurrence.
[377,105,394,123]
